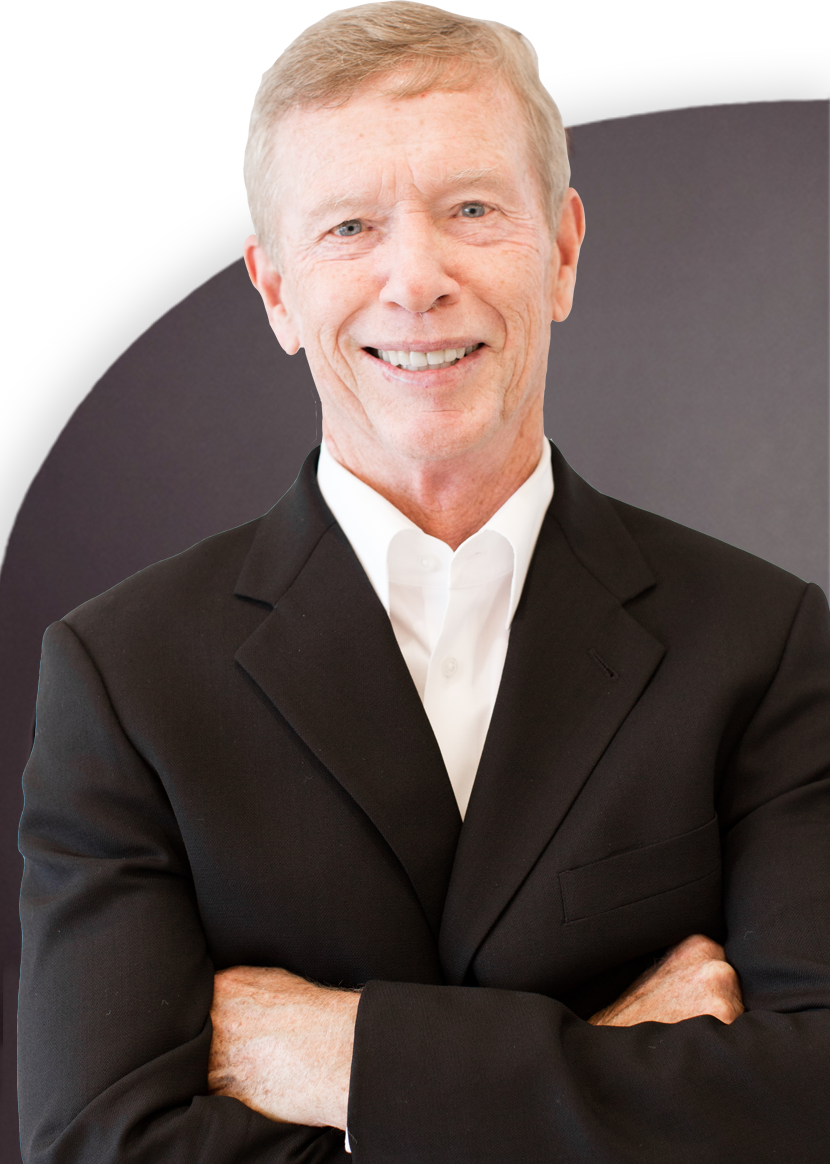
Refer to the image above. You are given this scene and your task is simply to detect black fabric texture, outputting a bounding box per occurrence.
[18,443,830,1162]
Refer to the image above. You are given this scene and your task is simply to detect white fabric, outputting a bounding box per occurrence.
[316,439,553,819]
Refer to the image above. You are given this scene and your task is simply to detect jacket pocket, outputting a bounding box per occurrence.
[559,816,721,923]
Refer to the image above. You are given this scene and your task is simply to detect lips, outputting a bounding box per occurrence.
[365,344,482,371]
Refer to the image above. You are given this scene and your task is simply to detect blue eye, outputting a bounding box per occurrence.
[333,220,363,236]
[460,203,487,218]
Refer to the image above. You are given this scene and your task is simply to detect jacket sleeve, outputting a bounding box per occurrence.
[346,581,830,1164]
[17,619,350,1164]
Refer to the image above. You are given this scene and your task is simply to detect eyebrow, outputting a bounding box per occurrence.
[305,167,511,224]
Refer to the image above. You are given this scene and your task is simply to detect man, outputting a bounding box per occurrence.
[17,3,830,1161]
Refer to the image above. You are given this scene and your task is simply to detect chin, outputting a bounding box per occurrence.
[379,413,497,463]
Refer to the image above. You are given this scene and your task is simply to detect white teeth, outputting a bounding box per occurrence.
[376,344,479,369]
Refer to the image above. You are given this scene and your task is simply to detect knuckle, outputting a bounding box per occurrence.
[700,960,733,986]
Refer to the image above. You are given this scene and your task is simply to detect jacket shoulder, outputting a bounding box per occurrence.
[62,516,264,643]
[607,494,814,611]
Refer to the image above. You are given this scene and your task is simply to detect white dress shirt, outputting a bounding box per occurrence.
[316,439,554,819]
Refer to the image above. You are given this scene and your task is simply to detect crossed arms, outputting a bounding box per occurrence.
[207,934,745,1130]
[17,553,830,1162]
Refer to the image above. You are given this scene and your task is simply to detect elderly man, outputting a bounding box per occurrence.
[17,3,830,1162]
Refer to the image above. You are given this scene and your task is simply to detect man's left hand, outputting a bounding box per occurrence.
[589,934,744,1027]
[208,965,359,1128]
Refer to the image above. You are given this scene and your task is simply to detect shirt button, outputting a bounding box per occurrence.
[441,656,458,678]
[418,555,436,571]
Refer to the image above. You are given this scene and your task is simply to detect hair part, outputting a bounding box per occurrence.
[244,2,571,263]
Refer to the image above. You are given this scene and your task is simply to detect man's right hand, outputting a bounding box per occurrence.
[589,934,745,1027]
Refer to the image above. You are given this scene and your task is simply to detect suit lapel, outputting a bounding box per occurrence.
[234,449,462,941]
[234,445,665,966]
[439,446,666,984]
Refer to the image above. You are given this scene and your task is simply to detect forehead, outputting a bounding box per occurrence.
[273,78,536,218]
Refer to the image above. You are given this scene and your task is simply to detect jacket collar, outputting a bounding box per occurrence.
[547,441,656,604]
[233,446,336,608]
[234,441,653,607]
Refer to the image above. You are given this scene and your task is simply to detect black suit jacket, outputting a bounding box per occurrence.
[18,444,830,1163]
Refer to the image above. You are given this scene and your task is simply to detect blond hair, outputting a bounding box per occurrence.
[244,2,570,261]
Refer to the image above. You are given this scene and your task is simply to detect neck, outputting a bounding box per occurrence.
[322,411,546,551]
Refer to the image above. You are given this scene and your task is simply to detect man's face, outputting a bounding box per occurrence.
[249,74,583,466]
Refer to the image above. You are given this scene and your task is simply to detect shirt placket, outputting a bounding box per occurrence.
[424,545,511,815]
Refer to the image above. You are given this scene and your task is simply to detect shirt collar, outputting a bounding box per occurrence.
[481,438,553,624]
[316,441,418,612]
[316,438,553,625]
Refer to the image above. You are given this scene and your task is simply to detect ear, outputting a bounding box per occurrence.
[243,235,301,355]
[550,189,586,323]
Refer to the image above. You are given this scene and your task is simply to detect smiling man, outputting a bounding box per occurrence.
[17,4,830,1163]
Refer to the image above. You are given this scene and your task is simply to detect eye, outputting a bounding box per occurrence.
[459,202,488,218]
[332,219,363,237]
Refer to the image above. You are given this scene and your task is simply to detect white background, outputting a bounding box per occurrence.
[1,0,827,564]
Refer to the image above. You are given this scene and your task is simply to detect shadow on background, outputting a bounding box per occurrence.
[1,101,827,1159]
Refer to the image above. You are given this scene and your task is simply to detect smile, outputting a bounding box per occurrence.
[366,344,482,371]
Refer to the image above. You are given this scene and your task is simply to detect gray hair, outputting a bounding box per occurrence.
[244,1,571,262]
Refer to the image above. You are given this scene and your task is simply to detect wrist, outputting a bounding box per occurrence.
[320,987,360,1129]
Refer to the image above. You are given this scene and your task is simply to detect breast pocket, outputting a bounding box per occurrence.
[559,816,722,924]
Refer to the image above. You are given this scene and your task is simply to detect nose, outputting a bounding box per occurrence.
[378,215,460,313]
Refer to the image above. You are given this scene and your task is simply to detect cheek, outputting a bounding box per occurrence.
[292,261,374,351]
[467,249,551,323]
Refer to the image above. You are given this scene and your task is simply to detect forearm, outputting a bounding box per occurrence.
[208,966,359,1130]
[348,980,830,1164]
